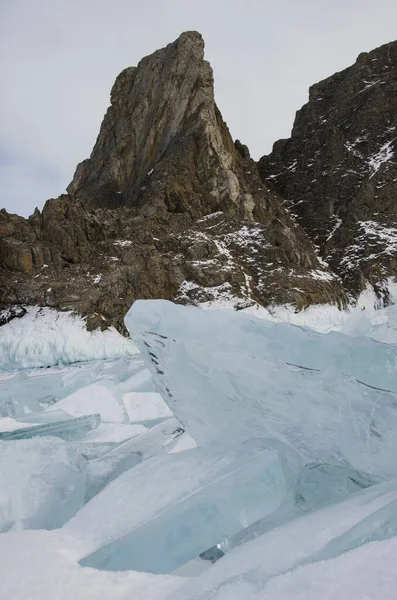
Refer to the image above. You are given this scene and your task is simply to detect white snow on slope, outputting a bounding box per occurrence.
[369,140,394,176]
[0,306,138,371]
[258,538,397,600]
[358,220,397,255]
[202,278,397,339]
[0,530,183,600]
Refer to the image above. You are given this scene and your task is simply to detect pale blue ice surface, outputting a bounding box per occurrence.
[0,299,396,590]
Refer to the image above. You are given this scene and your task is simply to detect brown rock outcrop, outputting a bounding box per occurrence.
[0,32,348,329]
[259,40,397,302]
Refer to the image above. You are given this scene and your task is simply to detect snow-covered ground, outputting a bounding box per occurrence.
[0,306,138,370]
[202,277,397,340]
[0,296,396,599]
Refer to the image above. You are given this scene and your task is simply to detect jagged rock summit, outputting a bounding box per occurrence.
[68,31,245,217]
[259,40,397,303]
[3,33,395,329]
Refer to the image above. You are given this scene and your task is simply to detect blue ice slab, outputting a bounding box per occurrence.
[0,356,147,422]
[0,436,86,531]
[126,300,397,392]
[171,478,397,599]
[0,372,63,417]
[77,438,300,574]
[0,414,101,441]
[198,462,381,565]
[126,301,397,479]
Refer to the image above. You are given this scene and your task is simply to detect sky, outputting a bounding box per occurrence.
[1,0,397,217]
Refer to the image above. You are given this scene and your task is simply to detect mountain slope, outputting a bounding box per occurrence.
[0,32,343,329]
[259,40,397,302]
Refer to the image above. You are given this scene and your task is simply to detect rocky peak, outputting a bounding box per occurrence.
[259,40,397,301]
[1,33,358,329]
[67,31,242,218]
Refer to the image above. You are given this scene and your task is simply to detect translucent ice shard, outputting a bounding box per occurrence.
[0,437,86,531]
[0,414,101,441]
[197,463,382,565]
[126,300,397,392]
[125,301,397,480]
[293,462,382,512]
[66,438,301,574]
[46,382,127,423]
[85,450,142,502]
[108,417,196,460]
[0,371,64,417]
[171,478,397,600]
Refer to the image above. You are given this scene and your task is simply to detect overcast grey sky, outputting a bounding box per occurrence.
[1,0,397,217]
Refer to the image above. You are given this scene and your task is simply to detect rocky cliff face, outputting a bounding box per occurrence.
[259,40,397,303]
[68,31,240,217]
[3,33,396,330]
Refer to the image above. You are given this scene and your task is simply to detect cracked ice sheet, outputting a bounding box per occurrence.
[126,300,397,391]
[46,381,127,423]
[122,391,173,422]
[2,477,396,599]
[0,530,183,600]
[0,437,86,532]
[171,478,397,600]
[126,301,397,479]
[78,422,148,443]
[63,439,297,573]
[109,417,196,461]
